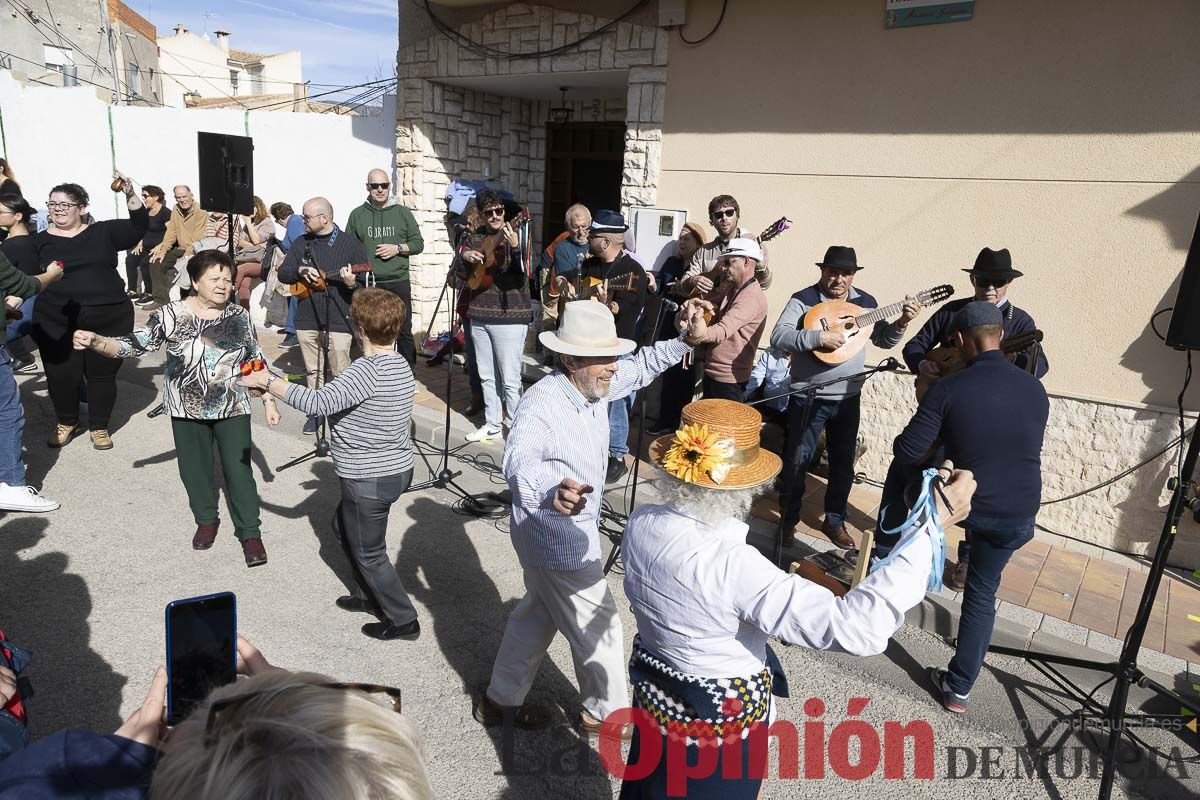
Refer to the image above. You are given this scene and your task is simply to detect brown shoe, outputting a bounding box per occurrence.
[464,394,484,417]
[192,521,220,550]
[241,538,268,567]
[473,692,554,730]
[48,422,83,448]
[780,527,797,549]
[579,710,633,740]
[948,559,969,591]
[90,429,113,450]
[820,520,856,549]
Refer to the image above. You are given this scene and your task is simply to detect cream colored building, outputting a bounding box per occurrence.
[157,25,302,109]
[398,0,1200,567]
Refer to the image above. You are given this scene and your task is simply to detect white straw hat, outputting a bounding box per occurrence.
[538,300,636,357]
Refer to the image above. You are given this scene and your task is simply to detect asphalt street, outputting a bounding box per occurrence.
[1,351,1196,799]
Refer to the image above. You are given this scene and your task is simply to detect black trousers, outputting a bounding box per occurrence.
[702,375,747,401]
[33,300,133,430]
[656,359,697,430]
[332,470,418,626]
[377,279,416,366]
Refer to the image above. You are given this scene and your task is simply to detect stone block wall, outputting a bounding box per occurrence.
[857,372,1200,568]
[395,3,668,333]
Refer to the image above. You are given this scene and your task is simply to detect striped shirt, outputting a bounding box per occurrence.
[503,338,691,571]
[283,353,415,479]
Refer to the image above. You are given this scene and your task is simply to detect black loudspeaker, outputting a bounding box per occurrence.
[1166,210,1200,350]
[197,132,254,215]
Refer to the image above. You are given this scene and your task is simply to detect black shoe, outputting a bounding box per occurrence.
[646,424,676,436]
[606,456,628,484]
[362,619,420,641]
[336,595,378,614]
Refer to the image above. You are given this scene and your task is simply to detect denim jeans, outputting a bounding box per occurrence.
[946,515,1036,696]
[608,354,637,458]
[4,296,34,343]
[283,296,298,335]
[0,350,24,486]
[779,393,861,530]
[471,321,526,428]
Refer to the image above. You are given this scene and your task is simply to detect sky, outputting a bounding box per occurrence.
[137,0,400,103]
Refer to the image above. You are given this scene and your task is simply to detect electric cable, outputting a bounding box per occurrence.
[677,0,728,46]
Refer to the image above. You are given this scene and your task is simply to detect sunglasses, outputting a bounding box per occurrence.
[711,208,737,219]
[367,182,390,190]
[483,208,506,218]
[973,277,1010,288]
[203,682,402,747]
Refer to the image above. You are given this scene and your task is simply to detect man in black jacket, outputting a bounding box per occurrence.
[884,302,1049,714]
[276,197,370,435]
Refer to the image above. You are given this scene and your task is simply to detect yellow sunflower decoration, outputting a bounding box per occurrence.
[661,422,737,485]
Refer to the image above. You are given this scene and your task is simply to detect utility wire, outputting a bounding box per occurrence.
[677,0,728,45]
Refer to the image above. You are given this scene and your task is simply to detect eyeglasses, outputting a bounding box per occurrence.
[483,207,506,218]
[302,213,327,222]
[46,201,79,211]
[367,182,390,190]
[711,208,737,220]
[203,681,402,747]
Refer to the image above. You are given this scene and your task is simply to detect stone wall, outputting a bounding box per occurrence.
[857,372,1200,568]
[395,3,668,334]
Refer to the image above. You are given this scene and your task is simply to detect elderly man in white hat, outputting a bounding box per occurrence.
[617,398,977,797]
[683,237,769,401]
[474,298,700,734]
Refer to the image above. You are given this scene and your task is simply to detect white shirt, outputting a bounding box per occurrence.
[503,338,690,571]
[622,503,933,677]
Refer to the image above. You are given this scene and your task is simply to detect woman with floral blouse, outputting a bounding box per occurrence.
[74,249,279,567]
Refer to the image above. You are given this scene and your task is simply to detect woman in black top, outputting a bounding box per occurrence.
[32,174,147,450]
[125,185,169,301]
[0,195,41,372]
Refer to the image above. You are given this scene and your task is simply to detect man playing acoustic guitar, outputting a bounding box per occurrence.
[770,246,923,550]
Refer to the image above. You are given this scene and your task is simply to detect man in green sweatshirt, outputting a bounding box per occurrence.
[0,252,63,511]
[346,169,424,364]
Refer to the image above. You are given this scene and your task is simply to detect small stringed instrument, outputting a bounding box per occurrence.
[557,273,641,320]
[805,284,955,366]
[689,216,792,303]
[289,263,372,300]
[467,207,532,291]
[914,328,1044,402]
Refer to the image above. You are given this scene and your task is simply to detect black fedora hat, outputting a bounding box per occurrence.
[815,245,862,272]
[963,247,1023,280]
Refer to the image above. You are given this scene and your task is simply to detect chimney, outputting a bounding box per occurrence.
[173,23,187,36]
[214,30,230,51]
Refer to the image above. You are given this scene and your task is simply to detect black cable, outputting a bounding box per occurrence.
[423,0,649,61]
[677,0,728,45]
[1150,307,1173,342]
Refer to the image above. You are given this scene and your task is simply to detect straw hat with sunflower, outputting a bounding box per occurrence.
[650,399,781,491]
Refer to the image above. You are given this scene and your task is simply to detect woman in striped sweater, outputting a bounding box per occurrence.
[241,288,420,641]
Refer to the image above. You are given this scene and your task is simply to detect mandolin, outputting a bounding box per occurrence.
[914,328,1044,402]
[805,284,955,366]
[557,272,641,320]
[467,207,532,291]
[289,263,373,300]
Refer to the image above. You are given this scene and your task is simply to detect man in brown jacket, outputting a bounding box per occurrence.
[144,185,207,308]
[684,237,768,400]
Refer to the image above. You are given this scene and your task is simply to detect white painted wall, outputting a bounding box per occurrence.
[157,31,303,108]
[0,73,397,231]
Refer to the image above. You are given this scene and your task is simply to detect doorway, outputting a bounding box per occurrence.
[542,122,626,246]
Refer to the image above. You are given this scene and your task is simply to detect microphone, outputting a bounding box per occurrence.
[302,242,314,267]
[879,357,904,371]
[659,298,680,314]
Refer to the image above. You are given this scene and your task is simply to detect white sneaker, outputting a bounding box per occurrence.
[0,483,60,512]
[464,424,503,444]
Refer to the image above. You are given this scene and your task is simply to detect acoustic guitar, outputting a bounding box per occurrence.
[467,207,532,291]
[805,284,955,366]
[557,273,641,320]
[914,328,1044,402]
[289,263,373,300]
[688,216,792,302]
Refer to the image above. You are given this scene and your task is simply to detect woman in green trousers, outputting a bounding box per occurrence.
[74,249,279,567]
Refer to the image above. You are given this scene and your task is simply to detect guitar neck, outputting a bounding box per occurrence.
[855,298,910,328]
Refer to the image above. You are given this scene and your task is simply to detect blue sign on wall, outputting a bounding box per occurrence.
[886,0,975,28]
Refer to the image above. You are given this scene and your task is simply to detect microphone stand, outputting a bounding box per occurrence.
[755,357,904,569]
[602,295,678,576]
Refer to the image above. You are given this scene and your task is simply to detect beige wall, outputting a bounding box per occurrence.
[657,0,1200,410]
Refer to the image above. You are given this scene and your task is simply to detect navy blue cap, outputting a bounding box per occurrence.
[590,209,628,234]
[953,301,1004,333]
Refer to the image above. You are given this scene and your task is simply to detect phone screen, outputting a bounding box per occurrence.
[166,592,236,725]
